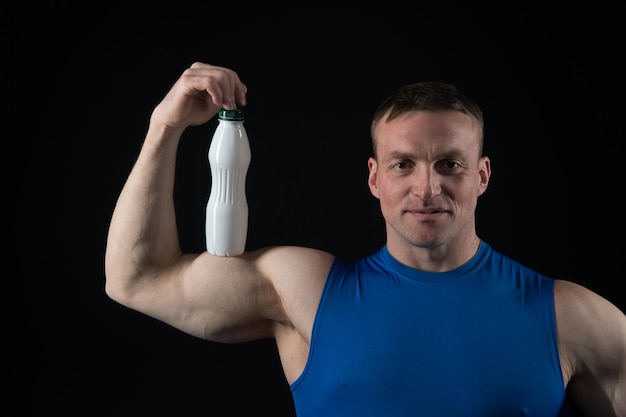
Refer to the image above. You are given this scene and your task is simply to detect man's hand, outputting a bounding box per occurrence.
[150,62,248,130]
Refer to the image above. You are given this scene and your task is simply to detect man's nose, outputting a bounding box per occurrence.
[411,168,440,200]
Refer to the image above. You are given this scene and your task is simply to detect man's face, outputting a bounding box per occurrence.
[368,110,490,251]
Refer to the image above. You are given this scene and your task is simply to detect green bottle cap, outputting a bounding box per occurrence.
[218,108,245,121]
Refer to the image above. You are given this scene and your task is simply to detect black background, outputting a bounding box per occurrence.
[8,2,625,416]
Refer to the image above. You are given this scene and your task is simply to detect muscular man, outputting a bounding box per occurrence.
[105,62,626,416]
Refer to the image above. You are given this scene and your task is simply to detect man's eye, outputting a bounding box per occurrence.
[394,162,409,170]
[443,161,459,169]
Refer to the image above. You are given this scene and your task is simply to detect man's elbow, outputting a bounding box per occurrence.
[103,255,139,306]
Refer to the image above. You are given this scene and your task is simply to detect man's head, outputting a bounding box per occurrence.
[371,82,484,158]
[368,82,490,265]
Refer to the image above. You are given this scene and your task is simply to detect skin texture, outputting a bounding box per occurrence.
[105,62,626,416]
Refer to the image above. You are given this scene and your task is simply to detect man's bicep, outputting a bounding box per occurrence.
[168,251,280,342]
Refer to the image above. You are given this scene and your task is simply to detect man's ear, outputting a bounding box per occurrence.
[368,157,380,199]
[477,155,491,196]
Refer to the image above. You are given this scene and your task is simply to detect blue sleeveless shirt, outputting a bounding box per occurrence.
[290,242,575,416]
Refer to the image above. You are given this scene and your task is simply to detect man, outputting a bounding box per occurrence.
[105,62,626,416]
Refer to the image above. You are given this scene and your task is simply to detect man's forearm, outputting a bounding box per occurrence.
[104,124,184,299]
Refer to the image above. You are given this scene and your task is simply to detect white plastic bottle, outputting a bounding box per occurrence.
[205,108,251,256]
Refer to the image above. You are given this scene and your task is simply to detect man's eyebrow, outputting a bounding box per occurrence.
[387,151,415,160]
[386,149,466,161]
[438,149,465,159]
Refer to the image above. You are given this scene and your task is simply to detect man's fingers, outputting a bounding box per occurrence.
[183,62,246,109]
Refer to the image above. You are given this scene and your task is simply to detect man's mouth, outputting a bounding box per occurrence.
[408,208,447,214]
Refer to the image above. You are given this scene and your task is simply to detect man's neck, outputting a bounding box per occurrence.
[386,235,481,273]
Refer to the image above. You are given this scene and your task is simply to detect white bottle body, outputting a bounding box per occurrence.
[205,116,251,256]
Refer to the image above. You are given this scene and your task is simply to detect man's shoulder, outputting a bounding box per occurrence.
[554,279,626,385]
